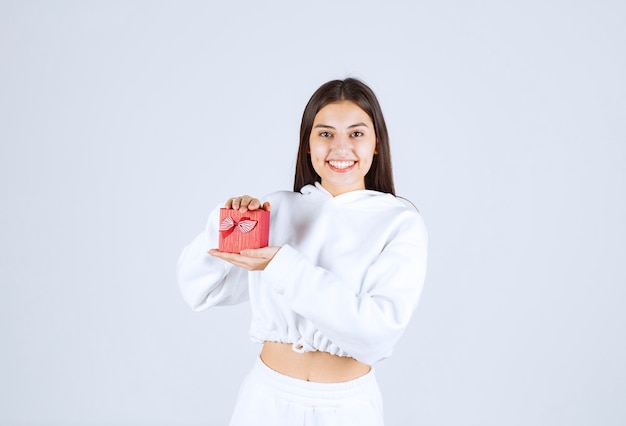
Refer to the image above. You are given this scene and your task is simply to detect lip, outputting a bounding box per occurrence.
[327,160,357,172]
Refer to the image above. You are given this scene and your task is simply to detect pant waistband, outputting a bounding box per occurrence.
[251,356,379,401]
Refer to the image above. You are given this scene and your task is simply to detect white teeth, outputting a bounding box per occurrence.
[328,160,355,169]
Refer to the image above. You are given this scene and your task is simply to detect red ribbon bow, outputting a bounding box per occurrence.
[219,217,258,233]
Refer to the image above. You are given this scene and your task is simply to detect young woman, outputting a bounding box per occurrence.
[177,78,428,425]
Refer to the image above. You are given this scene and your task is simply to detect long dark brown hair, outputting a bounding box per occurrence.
[293,78,395,195]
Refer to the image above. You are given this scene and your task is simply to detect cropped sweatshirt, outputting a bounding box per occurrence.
[177,182,428,366]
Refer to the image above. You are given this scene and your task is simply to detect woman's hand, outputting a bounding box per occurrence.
[209,246,280,271]
[225,195,270,213]
[211,195,276,270]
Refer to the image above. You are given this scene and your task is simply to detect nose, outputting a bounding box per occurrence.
[331,133,351,154]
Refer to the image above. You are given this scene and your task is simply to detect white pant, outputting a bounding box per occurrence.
[229,357,384,426]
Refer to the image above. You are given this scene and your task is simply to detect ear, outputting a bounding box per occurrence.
[374,141,379,155]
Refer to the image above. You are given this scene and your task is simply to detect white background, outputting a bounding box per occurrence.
[1,1,624,425]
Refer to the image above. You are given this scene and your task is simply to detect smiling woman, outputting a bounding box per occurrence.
[295,78,395,196]
[177,78,428,426]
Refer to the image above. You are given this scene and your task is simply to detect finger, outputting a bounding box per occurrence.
[240,248,263,258]
[246,198,261,211]
[210,250,257,270]
[240,246,280,260]
[239,195,252,212]
[239,195,262,213]
[208,248,226,258]
[210,247,280,271]
[209,249,245,263]
[225,196,241,209]
[262,201,271,212]
[231,197,240,210]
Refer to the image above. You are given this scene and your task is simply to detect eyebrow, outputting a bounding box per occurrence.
[313,122,370,129]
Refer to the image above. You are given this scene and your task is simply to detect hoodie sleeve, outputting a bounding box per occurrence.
[177,204,249,310]
[261,210,427,365]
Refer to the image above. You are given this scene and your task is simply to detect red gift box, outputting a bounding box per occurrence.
[218,208,270,253]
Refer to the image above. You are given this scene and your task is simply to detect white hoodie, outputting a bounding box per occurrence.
[177,183,428,365]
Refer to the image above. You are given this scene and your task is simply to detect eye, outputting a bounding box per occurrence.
[319,131,332,138]
[351,131,364,137]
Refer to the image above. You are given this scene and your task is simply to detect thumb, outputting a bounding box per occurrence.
[240,246,279,259]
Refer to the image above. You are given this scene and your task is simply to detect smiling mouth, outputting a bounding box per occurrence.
[328,160,356,170]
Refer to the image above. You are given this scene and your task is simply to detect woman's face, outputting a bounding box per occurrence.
[308,101,378,196]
